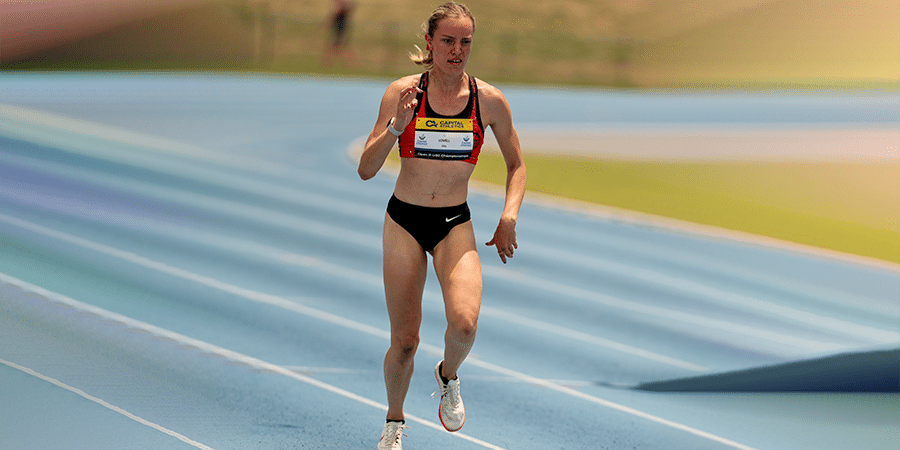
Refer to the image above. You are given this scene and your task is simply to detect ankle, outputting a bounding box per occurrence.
[438,361,457,384]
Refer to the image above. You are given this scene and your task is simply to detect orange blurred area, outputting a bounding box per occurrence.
[1,0,225,63]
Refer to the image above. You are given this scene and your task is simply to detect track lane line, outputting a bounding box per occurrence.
[0,103,289,179]
[0,135,385,220]
[5,150,884,349]
[0,211,709,370]
[6,127,892,340]
[0,357,216,450]
[0,274,506,450]
[509,215,900,319]
[0,221,764,450]
[7,109,894,331]
[0,103,375,207]
[4,153,863,352]
[478,306,708,371]
[525,241,900,344]
[0,183,875,356]
[484,265,850,354]
[466,358,763,450]
[3,110,896,338]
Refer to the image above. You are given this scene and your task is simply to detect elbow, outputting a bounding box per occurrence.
[507,159,526,176]
[357,143,380,180]
[358,165,376,181]
[507,160,526,187]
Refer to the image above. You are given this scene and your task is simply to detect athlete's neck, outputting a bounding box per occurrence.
[428,70,467,95]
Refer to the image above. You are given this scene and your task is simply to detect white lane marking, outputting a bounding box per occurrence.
[8,103,892,333]
[5,152,876,350]
[7,143,867,353]
[0,103,374,209]
[6,118,892,340]
[467,358,763,450]
[0,103,287,179]
[284,366,375,375]
[0,213,391,340]
[2,189,836,362]
[0,230,762,450]
[0,274,506,450]
[0,168,377,249]
[526,241,900,344]
[484,265,846,353]
[3,107,895,340]
[461,375,603,388]
[0,212,707,370]
[515,218,900,319]
[0,133,384,221]
[2,175,884,356]
[479,306,708,372]
[0,357,216,450]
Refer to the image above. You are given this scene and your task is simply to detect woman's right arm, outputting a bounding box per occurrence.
[358,79,422,180]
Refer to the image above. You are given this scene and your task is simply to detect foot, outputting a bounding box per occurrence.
[433,361,465,432]
[377,421,407,450]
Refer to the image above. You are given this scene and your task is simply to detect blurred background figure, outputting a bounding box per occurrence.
[323,0,356,66]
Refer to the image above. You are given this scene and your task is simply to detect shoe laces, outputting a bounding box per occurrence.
[432,379,461,407]
[383,422,407,447]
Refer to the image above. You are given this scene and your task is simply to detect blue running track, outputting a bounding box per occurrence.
[1,73,898,450]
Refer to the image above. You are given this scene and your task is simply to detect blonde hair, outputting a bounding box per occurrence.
[409,2,475,69]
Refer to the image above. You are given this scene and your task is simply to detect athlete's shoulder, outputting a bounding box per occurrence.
[472,77,512,123]
[387,74,425,93]
[472,77,502,98]
[473,77,510,108]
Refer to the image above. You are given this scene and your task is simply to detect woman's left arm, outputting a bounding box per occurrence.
[482,84,527,264]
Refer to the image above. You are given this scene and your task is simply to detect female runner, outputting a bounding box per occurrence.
[358,3,526,448]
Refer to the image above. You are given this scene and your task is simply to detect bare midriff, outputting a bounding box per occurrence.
[393,158,475,207]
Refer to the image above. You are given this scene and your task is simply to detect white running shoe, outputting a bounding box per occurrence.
[433,361,465,432]
[377,421,407,450]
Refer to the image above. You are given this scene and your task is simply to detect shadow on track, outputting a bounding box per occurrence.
[635,348,899,392]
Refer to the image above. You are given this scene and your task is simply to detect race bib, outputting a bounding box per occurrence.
[413,118,474,160]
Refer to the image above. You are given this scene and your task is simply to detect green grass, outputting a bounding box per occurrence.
[471,154,900,264]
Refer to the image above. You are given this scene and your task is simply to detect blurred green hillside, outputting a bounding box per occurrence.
[4,0,898,88]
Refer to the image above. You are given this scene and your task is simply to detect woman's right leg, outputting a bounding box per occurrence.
[383,214,428,421]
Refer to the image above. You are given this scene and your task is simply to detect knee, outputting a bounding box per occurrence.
[391,332,420,359]
[449,315,478,338]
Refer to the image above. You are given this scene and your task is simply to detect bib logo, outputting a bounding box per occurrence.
[417,117,472,131]
[425,119,465,129]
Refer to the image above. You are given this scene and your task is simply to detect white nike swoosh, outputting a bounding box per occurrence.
[445,214,462,222]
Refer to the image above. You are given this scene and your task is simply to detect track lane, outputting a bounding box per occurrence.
[2,73,898,450]
[4,133,889,362]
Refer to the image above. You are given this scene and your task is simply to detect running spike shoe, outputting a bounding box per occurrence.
[433,361,465,432]
[377,421,407,450]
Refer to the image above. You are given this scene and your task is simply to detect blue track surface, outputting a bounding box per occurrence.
[1,73,898,450]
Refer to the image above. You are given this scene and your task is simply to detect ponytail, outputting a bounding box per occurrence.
[410,44,433,68]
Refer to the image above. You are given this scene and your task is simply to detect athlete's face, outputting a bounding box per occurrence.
[426,16,474,74]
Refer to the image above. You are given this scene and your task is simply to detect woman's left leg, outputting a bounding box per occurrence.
[431,221,482,381]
